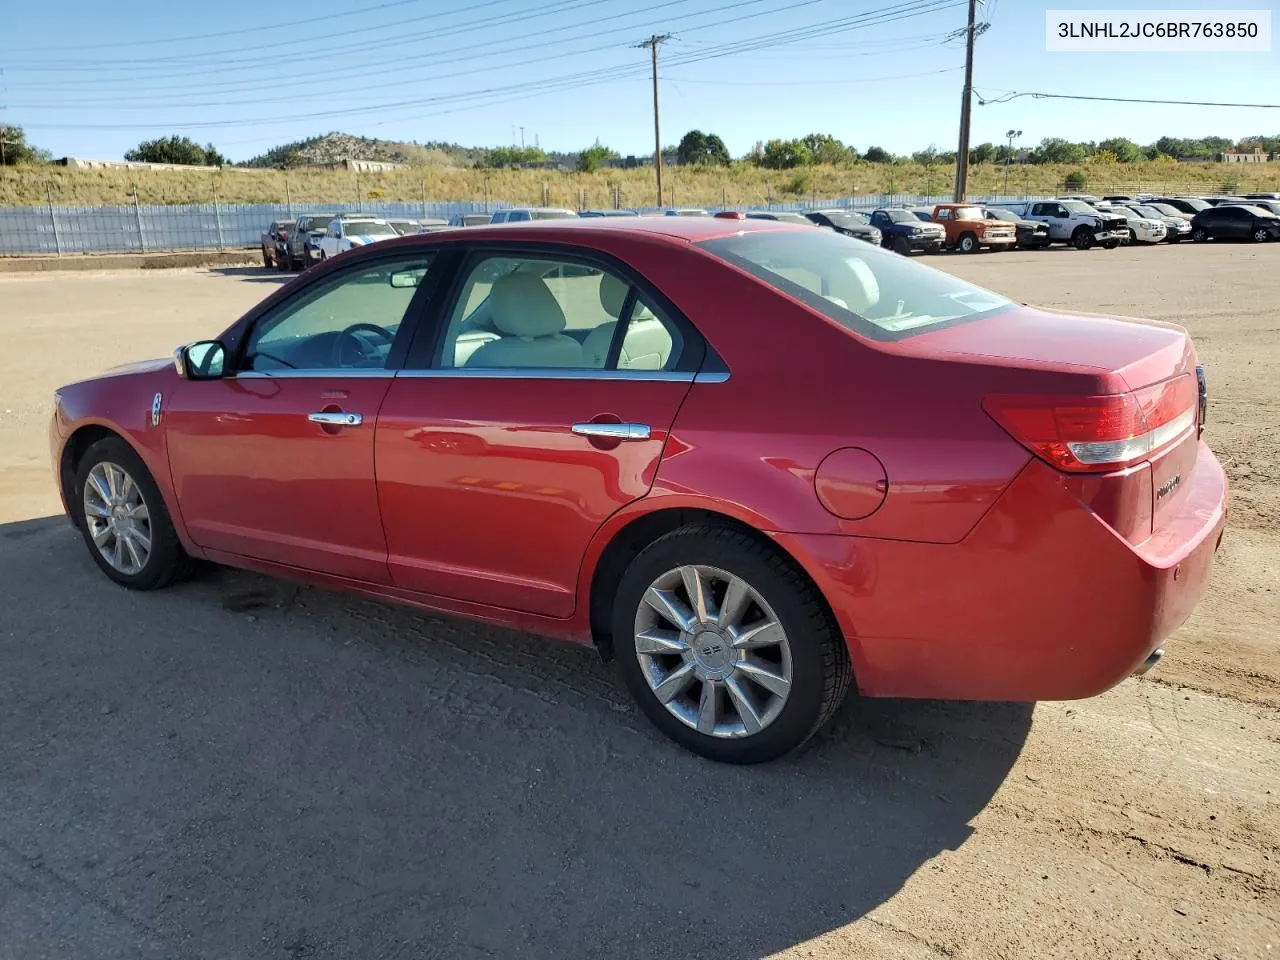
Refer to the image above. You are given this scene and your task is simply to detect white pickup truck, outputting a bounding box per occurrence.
[989,199,1128,250]
[316,217,399,260]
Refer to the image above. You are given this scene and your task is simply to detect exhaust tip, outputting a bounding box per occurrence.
[1133,647,1164,677]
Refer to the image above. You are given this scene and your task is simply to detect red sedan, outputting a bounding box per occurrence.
[50,218,1227,763]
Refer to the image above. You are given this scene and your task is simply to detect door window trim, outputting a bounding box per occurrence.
[401,241,708,377]
[220,246,452,375]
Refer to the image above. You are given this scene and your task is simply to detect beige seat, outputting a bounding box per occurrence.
[582,274,673,370]
[465,273,584,368]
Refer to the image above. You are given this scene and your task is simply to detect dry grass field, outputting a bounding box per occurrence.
[3,159,1277,208]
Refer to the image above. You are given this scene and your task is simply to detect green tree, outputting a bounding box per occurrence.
[863,145,892,163]
[125,135,224,166]
[676,129,730,166]
[801,133,853,166]
[480,145,547,168]
[203,143,228,167]
[576,140,619,173]
[760,138,811,169]
[912,145,940,167]
[1153,136,1186,159]
[1096,137,1142,163]
[0,124,52,165]
[1063,170,1088,190]
[970,142,996,164]
[1032,138,1087,164]
[1091,149,1119,165]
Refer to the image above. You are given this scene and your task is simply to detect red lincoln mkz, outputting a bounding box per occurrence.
[51,217,1227,763]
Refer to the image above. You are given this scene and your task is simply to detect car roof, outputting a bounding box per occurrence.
[362,216,805,245]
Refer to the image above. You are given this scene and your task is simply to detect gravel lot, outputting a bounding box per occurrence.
[0,247,1276,959]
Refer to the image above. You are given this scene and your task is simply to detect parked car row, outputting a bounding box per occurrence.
[261,191,1280,271]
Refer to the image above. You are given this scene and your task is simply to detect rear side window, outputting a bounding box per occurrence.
[699,228,1012,341]
[431,255,687,372]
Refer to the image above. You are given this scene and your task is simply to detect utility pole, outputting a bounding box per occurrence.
[520,126,526,150]
[636,33,671,208]
[953,0,978,201]
[1003,128,1021,195]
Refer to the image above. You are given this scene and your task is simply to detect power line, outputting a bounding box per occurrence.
[665,65,960,85]
[19,0,962,134]
[979,91,1280,109]
[0,0,424,51]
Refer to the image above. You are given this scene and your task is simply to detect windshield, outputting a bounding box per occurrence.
[1128,205,1162,219]
[699,228,1012,341]
[1239,205,1278,218]
[1061,200,1100,215]
[752,212,811,225]
[818,211,869,228]
[951,206,983,220]
[1148,203,1182,218]
[343,221,397,237]
[985,208,1016,221]
[529,209,577,220]
[300,215,333,231]
[880,209,917,224]
[1177,198,1211,211]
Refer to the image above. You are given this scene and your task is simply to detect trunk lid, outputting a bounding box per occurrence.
[899,306,1201,542]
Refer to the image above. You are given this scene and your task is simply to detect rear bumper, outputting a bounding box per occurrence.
[775,441,1227,701]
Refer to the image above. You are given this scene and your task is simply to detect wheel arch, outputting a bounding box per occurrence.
[59,422,131,527]
[584,504,843,664]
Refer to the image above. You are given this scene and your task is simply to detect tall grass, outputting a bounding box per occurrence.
[1,161,1274,208]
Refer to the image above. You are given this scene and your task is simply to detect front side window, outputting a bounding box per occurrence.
[699,228,1012,341]
[507,211,531,222]
[434,255,683,372]
[935,208,952,220]
[242,255,435,372]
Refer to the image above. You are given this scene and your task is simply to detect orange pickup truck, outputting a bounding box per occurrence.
[929,203,1017,253]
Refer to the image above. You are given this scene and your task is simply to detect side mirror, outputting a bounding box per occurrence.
[173,340,227,380]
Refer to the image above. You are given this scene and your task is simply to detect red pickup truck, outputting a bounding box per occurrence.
[930,203,1017,253]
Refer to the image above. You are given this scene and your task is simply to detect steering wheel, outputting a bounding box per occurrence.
[332,322,394,367]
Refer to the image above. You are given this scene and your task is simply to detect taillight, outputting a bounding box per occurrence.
[984,374,1197,473]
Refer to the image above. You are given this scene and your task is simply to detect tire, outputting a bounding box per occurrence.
[1072,227,1094,250]
[1128,229,1138,245]
[1101,241,1118,250]
[261,248,272,268]
[275,249,289,271]
[1192,227,1209,242]
[73,437,195,590]
[957,233,979,254]
[1254,228,1270,243]
[892,236,910,256]
[926,243,943,255]
[612,524,852,764]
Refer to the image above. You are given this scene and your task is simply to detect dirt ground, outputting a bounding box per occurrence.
[0,246,1276,959]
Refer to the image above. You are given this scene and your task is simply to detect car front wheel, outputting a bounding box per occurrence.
[957,233,979,254]
[74,438,194,590]
[613,525,852,764]
[1072,227,1095,250]
[1192,227,1209,242]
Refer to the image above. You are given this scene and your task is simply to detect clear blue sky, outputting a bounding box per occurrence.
[2,0,1277,162]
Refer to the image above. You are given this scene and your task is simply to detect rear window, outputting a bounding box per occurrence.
[529,209,577,220]
[699,228,1012,341]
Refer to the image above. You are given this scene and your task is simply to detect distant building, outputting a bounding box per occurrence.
[55,157,224,171]
[1222,149,1278,163]
[607,153,680,169]
[307,158,404,172]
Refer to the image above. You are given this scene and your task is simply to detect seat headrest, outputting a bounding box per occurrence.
[598,272,630,317]
[490,273,567,338]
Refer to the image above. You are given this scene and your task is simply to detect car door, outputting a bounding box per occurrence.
[374,247,704,617]
[164,251,439,582]
[1225,208,1251,239]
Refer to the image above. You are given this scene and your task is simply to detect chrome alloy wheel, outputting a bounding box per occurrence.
[633,565,793,739]
[82,461,152,575]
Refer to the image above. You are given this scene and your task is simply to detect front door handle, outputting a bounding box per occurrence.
[308,411,363,427]
[571,422,651,441]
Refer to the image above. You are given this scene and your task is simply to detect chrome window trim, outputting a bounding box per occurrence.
[232,369,396,379]
[394,368,698,383]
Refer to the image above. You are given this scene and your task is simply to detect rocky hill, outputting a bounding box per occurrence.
[242,133,483,169]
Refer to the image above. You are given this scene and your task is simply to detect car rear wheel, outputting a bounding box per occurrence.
[1254,227,1270,242]
[957,232,979,254]
[1072,227,1094,250]
[74,438,195,590]
[1192,226,1209,242]
[612,525,852,764]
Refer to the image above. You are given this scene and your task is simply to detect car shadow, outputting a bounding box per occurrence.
[0,516,1032,960]
[207,266,297,284]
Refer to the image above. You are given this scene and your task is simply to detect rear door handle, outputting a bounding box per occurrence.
[308,411,363,427]
[571,422,651,441]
